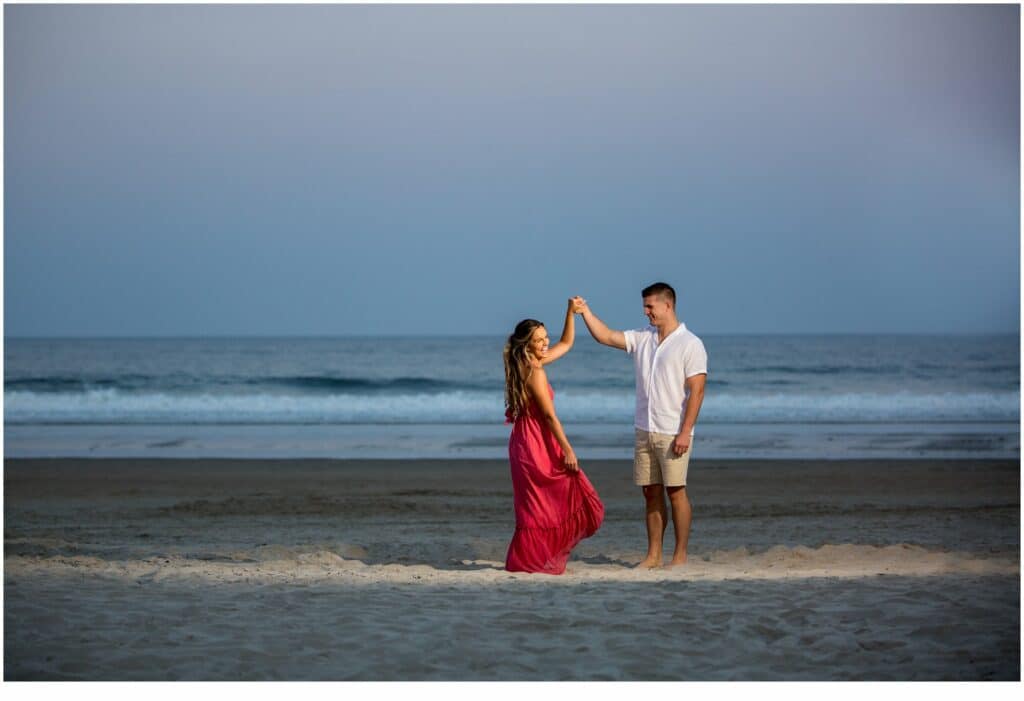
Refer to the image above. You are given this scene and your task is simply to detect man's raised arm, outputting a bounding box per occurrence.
[578,300,627,350]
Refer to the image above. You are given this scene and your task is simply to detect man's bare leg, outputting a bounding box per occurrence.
[667,485,692,566]
[638,484,667,568]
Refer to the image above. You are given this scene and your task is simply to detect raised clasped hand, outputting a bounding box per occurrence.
[569,296,587,314]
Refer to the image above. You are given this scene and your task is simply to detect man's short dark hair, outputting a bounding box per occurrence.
[642,282,676,307]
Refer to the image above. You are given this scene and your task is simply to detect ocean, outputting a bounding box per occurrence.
[2,334,1019,459]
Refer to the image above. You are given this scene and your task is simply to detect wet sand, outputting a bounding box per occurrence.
[4,458,1020,680]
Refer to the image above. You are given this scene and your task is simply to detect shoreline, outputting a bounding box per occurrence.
[6,455,1020,466]
[5,421,1019,461]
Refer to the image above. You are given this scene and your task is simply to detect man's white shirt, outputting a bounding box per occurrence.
[623,323,708,435]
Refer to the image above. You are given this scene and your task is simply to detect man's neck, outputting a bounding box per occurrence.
[656,318,680,342]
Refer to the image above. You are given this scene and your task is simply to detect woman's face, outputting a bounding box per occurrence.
[527,325,549,361]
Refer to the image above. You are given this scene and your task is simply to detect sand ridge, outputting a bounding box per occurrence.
[5,542,1019,587]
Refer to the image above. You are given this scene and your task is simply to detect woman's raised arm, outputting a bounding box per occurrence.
[543,297,584,365]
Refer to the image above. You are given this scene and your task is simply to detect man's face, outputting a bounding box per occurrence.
[643,295,673,326]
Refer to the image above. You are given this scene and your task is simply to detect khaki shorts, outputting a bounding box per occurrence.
[634,429,693,487]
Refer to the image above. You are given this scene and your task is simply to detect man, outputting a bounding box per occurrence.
[578,282,707,568]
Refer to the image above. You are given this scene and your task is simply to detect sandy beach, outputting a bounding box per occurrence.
[4,457,1019,680]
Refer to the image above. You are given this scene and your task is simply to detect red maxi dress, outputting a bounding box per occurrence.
[505,384,605,574]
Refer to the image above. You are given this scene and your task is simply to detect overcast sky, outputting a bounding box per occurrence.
[3,3,1019,337]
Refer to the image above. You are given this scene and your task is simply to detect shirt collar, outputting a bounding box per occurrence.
[650,322,686,336]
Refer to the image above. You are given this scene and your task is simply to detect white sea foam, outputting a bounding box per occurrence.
[4,388,1019,424]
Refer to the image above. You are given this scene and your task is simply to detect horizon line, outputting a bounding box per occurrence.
[3,331,1021,341]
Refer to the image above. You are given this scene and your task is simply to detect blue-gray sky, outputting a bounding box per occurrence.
[3,3,1019,336]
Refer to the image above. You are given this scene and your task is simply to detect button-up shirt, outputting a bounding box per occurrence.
[623,322,708,435]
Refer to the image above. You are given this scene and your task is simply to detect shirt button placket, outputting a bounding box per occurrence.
[647,343,659,430]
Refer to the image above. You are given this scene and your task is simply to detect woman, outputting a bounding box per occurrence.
[503,297,604,574]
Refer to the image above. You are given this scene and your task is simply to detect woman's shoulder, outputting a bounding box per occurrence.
[527,363,548,385]
[527,365,555,394]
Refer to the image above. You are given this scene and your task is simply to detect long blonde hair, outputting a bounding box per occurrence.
[503,319,544,420]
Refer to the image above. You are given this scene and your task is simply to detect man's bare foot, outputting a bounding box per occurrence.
[668,555,688,567]
[636,556,663,569]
